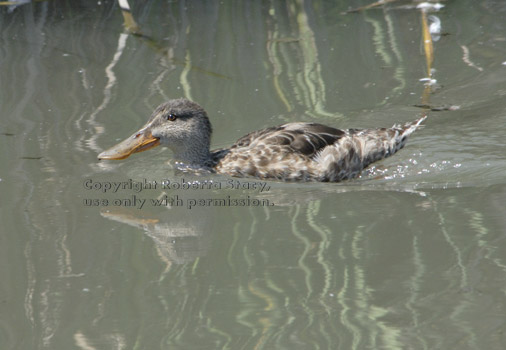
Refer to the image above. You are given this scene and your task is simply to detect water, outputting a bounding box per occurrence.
[1,0,506,349]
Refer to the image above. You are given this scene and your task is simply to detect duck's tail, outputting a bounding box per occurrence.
[316,115,426,182]
[363,114,426,156]
[360,114,427,166]
[397,115,427,138]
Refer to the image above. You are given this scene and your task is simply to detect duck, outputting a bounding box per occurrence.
[98,98,426,182]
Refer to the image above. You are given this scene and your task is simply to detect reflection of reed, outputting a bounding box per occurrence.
[266,0,338,120]
[216,187,506,348]
[82,33,129,155]
[364,9,407,101]
[344,0,445,113]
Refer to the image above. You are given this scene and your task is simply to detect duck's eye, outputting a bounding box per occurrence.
[166,114,177,121]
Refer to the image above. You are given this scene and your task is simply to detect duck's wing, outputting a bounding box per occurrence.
[214,118,425,181]
[229,126,283,148]
[229,123,346,158]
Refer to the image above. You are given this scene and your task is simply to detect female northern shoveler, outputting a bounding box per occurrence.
[98,99,425,182]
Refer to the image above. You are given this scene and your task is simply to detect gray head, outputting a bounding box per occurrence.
[98,99,213,166]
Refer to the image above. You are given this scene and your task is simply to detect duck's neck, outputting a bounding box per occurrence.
[171,140,212,168]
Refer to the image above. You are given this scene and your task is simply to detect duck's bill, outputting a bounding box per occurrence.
[98,129,160,160]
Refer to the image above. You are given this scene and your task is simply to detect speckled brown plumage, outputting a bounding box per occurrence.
[98,99,426,182]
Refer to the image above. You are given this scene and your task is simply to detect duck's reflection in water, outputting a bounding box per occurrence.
[100,202,212,264]
[96,177,417,265]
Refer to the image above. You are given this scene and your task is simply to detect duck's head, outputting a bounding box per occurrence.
[98,99,213,166]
